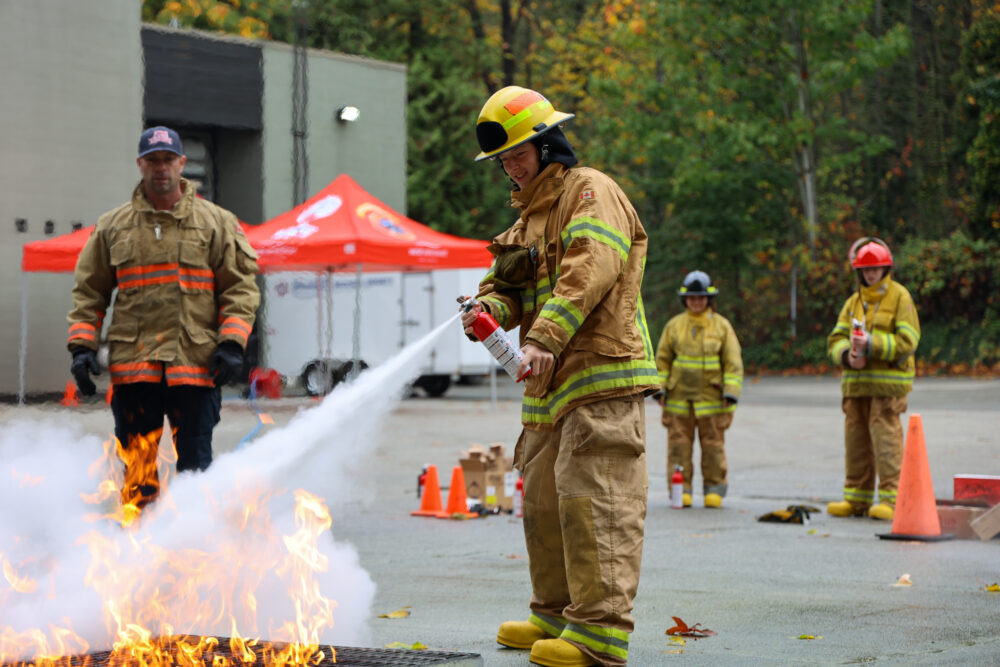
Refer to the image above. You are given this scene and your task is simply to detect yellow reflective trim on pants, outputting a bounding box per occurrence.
[844,487,875,503]
[529,611,566,638]
[522,360,659,424]
[561,622,629,660]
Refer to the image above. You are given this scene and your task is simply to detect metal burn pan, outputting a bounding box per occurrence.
[6,636,483,666]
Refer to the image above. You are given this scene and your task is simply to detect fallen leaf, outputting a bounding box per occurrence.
[379,606,412,619]
[504,554,526,559]
[797,634,822,640]
[667,636,686,646]
[892,573,913,587]
[983,583,999,593]
[666,616,717,638]
[384,641,426,650]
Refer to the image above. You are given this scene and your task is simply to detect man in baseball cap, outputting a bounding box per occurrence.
[138,125,183,158]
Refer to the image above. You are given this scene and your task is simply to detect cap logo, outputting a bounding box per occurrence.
[150,129,173,146]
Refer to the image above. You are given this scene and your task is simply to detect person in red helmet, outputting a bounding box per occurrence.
[826,238,920,521]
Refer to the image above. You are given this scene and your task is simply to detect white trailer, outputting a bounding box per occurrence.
[258,268,493,396]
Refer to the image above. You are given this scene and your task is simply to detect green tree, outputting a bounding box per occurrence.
[957,8,1000,239]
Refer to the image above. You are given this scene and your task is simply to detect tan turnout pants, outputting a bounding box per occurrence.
[662,405,732,497]
[841,395,905,511]
[516,396,648,667]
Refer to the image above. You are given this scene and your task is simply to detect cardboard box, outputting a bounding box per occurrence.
[969,504,1000,541]
[954,474,1000,506]
[936,503,988,540]
[459,442,516,511]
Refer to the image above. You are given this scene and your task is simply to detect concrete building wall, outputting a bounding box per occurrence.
[1,10,407,398]
[260,44,407,219]
[1,0,143,397]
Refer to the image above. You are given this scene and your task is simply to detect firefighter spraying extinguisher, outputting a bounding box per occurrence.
[459,298,531,381]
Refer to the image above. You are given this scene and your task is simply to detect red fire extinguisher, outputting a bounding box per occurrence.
[850,317,868,358]
[460,299,531,381]
[514,476,524,518]
[671,465,685,509]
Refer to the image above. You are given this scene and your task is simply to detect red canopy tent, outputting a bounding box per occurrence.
[243,174,492,388]
[244,173,491,272]
[21,224,96,273]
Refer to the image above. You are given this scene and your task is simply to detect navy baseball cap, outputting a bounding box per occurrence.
[138,126,183,158]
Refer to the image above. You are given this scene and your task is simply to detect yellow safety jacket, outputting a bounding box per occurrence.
[655,309,743,417]
[827,274,920,397]
[68,179,260,387]
[475,163,658,428]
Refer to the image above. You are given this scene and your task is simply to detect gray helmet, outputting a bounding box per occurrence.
[678,270,718,298]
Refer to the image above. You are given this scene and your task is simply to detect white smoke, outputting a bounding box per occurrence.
[0,315,460,659]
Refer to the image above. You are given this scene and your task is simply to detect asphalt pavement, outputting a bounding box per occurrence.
[7,375,999,665]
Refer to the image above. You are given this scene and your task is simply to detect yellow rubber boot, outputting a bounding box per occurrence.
[704,493,722,508]
[529,638,596,667]
[497,620,549,649]
[682,492,692,507]
[868,504,894,521]
[827,500,862,517]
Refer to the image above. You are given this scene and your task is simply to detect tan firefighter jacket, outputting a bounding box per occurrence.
[67,179,260,387]
[827,273,919,397]
[474,162,658,428]
[655,309,743,417]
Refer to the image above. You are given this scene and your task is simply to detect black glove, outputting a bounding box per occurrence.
[210,342,244,387]
[70,347,100,396]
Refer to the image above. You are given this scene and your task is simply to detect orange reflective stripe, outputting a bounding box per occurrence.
[165,366,214,387]
[116,264,216,291]
[178,267,215,291]
[68,322,98,343]
[110,362,163,384]
[219,316,252,343]
[117,263,180,290]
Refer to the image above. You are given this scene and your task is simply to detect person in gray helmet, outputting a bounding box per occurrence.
[655,270,743,509]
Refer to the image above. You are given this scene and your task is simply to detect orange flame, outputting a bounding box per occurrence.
[2,428,340,665]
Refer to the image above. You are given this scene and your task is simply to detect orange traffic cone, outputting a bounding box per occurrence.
[878,413,955,541]
[411,464,445,517]
[439,466,479,520]
[60,380,80,407]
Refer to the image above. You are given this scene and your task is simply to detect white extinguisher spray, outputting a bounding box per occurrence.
[671,465,685,509]
[460,298,531,382]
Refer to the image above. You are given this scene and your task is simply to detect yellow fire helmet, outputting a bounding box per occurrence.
[474,86,574,161]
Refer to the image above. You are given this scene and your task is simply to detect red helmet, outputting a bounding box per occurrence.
[849,238,893,269]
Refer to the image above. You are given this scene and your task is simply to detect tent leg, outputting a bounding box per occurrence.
[351,264,362,380]
[18,278,28,406]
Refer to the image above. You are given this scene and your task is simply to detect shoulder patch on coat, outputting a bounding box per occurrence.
[580,190,596,200]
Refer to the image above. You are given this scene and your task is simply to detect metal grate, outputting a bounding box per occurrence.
[21,638,483,667]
